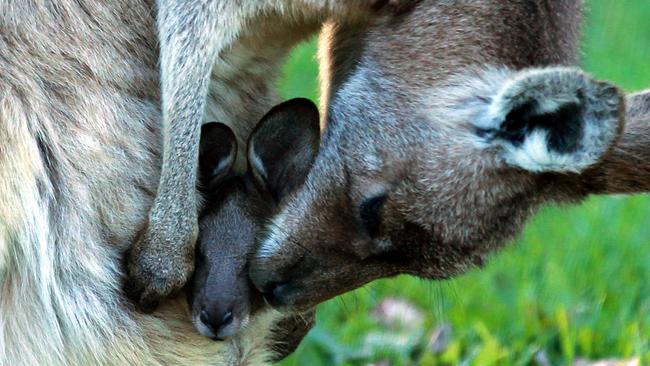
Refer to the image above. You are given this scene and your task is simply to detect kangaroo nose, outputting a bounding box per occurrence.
[263,281,294,306]
[199,307,235,340]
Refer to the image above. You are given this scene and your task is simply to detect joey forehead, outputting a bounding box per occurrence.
[199,180,258,258]
[193,178,264,305]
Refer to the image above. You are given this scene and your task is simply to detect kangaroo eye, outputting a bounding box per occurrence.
[359,194,387,238]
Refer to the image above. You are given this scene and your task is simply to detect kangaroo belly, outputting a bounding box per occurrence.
[0,1,276,365]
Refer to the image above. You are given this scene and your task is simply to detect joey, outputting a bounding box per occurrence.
[188,99,319,359]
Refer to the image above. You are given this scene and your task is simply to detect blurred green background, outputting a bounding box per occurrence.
[278,1,650,365]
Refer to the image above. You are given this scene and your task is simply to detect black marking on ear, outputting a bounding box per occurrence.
[544,102,583,153]
[497,101,535,146]
[496,99,584,154]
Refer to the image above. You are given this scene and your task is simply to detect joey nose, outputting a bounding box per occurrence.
[220,311,234,327]
[200,307,236,340]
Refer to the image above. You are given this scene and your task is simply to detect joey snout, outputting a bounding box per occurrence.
[189,269,262,340]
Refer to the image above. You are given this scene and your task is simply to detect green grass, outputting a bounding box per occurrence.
[279,2,650,365]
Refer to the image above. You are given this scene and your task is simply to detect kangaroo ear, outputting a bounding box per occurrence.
[476,68,624,173]
[248,98,320,201]
[199,122,237,188]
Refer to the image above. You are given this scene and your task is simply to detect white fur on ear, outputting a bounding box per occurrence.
[501,129,580,172]
[211,152,236,179]
[483,67,623,173]
[248,139,269,185]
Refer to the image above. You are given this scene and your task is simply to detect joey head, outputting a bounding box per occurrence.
[188,99,319,358]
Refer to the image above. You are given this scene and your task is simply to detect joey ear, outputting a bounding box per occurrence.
[199,122,237,188]
[476,68,624,173]
[247,98,320,200]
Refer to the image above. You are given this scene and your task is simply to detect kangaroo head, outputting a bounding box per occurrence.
[248,0,624,311]
[188,99,320,339]
[250,66,624,310]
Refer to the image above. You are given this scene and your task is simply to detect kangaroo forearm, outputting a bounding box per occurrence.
[153,0,232,217]
[151,0,405,215]
[585,90,650,194]
[155,98,204,198]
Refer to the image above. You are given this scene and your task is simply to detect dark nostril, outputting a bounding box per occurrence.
[264,281,292,303]
[200,309,210,325]
[200,307,235,334]
[221,310,233,327]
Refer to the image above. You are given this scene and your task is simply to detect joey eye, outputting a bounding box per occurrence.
[359,194,387,238]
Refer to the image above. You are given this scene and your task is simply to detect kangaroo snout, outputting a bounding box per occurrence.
[250,251,309,308]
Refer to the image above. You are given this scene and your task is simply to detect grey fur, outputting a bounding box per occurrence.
[1,0,647,364]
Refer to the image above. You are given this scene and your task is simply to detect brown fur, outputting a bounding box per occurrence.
[1,0,647,364]
[249,0,650,312]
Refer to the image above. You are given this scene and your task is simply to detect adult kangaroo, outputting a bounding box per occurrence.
[249,0,650,310]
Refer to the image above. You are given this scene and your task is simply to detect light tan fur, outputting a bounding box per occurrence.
[0,0,289,364]
[2,0,648,365]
